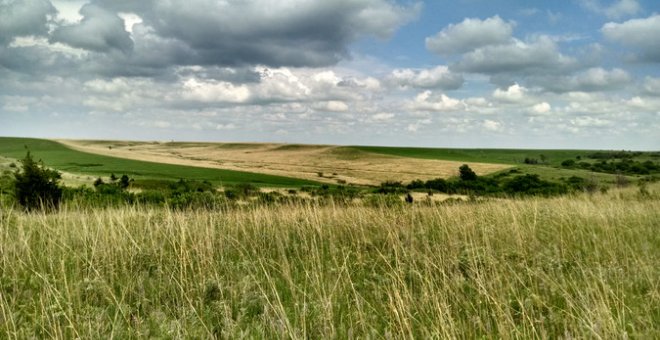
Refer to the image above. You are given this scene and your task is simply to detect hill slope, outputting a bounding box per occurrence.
[57,140,511,186]
[0,137,321,187]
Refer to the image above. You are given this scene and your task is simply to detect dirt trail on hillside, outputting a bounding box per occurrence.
[57,140,510,186]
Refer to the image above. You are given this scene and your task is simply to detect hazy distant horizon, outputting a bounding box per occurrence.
[2,133,658,152]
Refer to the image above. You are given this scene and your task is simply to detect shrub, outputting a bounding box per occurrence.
[376,181,406,194]
[406,179,425,190]
[503,174,567,196]
[119,175,131,189]
[425,178,450,192]
[459,164,477,181]
[224,189,239,200]
[561,159,576,167]
[233,183,259,196]
[93,177,104,187]
[13,152,63,211]
[170,179,215,194]
[136,190,167,205]
[0,170,13,195]
[224,183,259,200]
[587,151,641,159]
[453,177,500,195]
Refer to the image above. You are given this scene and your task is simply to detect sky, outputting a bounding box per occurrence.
[1,0,659,150]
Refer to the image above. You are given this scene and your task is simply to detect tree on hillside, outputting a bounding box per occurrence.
[119,174,130,189]
[13,152,62,211]
[459,164,478,181]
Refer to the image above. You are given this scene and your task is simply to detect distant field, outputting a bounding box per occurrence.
[58,140,511,186]
[352,146,594,165]
[353,145,660,183]
[2,137,653,188]
[0,137,321,187]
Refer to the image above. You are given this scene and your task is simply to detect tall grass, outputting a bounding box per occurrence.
[0,187,658,338]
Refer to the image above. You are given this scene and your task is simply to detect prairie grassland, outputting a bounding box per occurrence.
[59,140,510,185]
[0,186,658,338]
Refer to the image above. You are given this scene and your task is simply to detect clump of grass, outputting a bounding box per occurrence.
[0,185,658,338]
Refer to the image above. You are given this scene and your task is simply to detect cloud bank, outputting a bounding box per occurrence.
[0,1,658,149]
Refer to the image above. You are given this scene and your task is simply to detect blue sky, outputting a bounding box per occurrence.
[1,0,659,149]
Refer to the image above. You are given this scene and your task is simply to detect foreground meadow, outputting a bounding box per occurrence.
[0,186,658,338]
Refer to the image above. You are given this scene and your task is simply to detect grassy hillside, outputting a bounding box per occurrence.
[0,186,657,338]
[0,137,321,187]
[351,146,589,165]
[352,146,659,184]
[352,146,658,165]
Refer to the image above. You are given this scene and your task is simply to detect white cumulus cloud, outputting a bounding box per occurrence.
[602,14,660,62]
[532,102,552,114]
[493,84,527,103]
[410,91,464,112]
[388,66,464,90]
[426,16,514,55]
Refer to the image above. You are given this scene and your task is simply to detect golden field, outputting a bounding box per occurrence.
[58,140,510,186]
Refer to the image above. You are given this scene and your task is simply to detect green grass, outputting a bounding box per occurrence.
[489,165,634,184]
[0,137,321,187]
[0,185,658,338]
[351,146,658,184]
[350,146,618,166]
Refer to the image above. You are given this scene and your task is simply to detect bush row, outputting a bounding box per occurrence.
[560,159,659,175]
[387,166,605,197]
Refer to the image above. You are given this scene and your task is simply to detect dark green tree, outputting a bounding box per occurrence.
[459,164,478,181]
[561,159,576,167]
[13,152,62,211]
[119,174,130,189]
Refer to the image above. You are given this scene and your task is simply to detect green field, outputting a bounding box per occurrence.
[352,145,660,183]
[0,137,320,187]
[508,165,625,182]
[352,146,615,165]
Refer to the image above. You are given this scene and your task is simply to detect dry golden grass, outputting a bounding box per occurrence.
[0,184,658,338]
[58,140,510,186]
